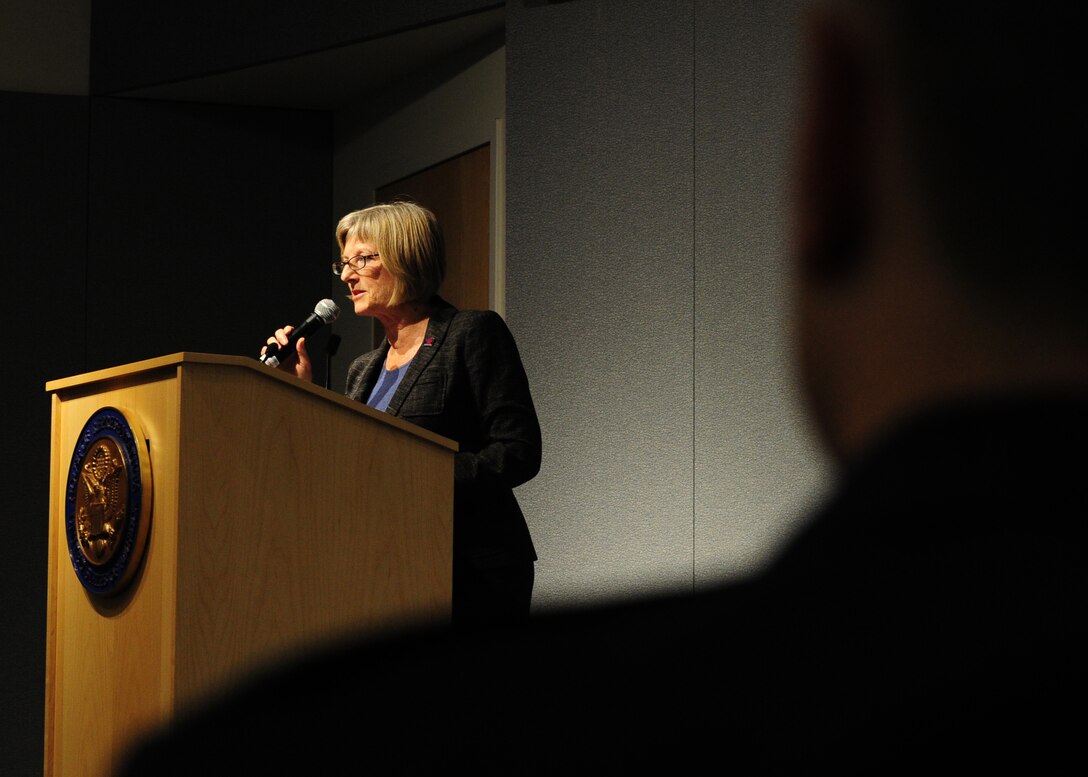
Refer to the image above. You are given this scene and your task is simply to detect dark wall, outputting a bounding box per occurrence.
[85,98,332,369]
[2,90,331,777]
[1,90,89,777]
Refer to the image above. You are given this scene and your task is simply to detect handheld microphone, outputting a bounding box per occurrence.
[260,298,341,368]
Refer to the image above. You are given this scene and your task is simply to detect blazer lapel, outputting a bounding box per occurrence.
[385,301,456,416]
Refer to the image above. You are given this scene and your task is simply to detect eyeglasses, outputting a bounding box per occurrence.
[332,253,379,275]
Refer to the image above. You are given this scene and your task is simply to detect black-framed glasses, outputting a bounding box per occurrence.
[332,253,379,275]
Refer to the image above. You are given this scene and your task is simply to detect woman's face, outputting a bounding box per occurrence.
[340,235,394,317]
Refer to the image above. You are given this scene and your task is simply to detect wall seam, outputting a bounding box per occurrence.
[691,0,697,593]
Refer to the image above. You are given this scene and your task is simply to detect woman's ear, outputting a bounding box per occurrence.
[793,4,875,285]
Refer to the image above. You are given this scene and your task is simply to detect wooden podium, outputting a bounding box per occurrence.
[44,353,456,777]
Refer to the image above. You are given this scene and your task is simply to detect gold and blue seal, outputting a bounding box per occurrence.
[64,406,153,596]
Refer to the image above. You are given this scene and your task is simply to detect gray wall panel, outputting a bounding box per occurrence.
[507,0,697,607]
[507,0,829,606]
[693,0,830,587]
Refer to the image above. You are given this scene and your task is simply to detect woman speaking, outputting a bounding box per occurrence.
[264,201,541,628]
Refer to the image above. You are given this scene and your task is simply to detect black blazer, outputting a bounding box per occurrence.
[345,298,541,569]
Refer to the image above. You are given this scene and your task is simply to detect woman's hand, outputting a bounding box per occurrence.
[261,325,314,382]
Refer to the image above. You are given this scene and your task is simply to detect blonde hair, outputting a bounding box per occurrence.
[335,201,446,306]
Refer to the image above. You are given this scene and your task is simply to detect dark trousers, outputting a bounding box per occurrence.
[452,561,535,629]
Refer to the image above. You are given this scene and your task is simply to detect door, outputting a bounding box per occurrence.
[375,143,491,319]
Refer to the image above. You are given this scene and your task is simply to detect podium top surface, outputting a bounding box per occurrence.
[45,351,458,452]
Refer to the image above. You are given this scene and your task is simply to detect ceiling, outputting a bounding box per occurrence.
[115,6,505,111]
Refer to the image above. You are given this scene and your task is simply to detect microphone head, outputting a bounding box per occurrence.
[314,298,340,324]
